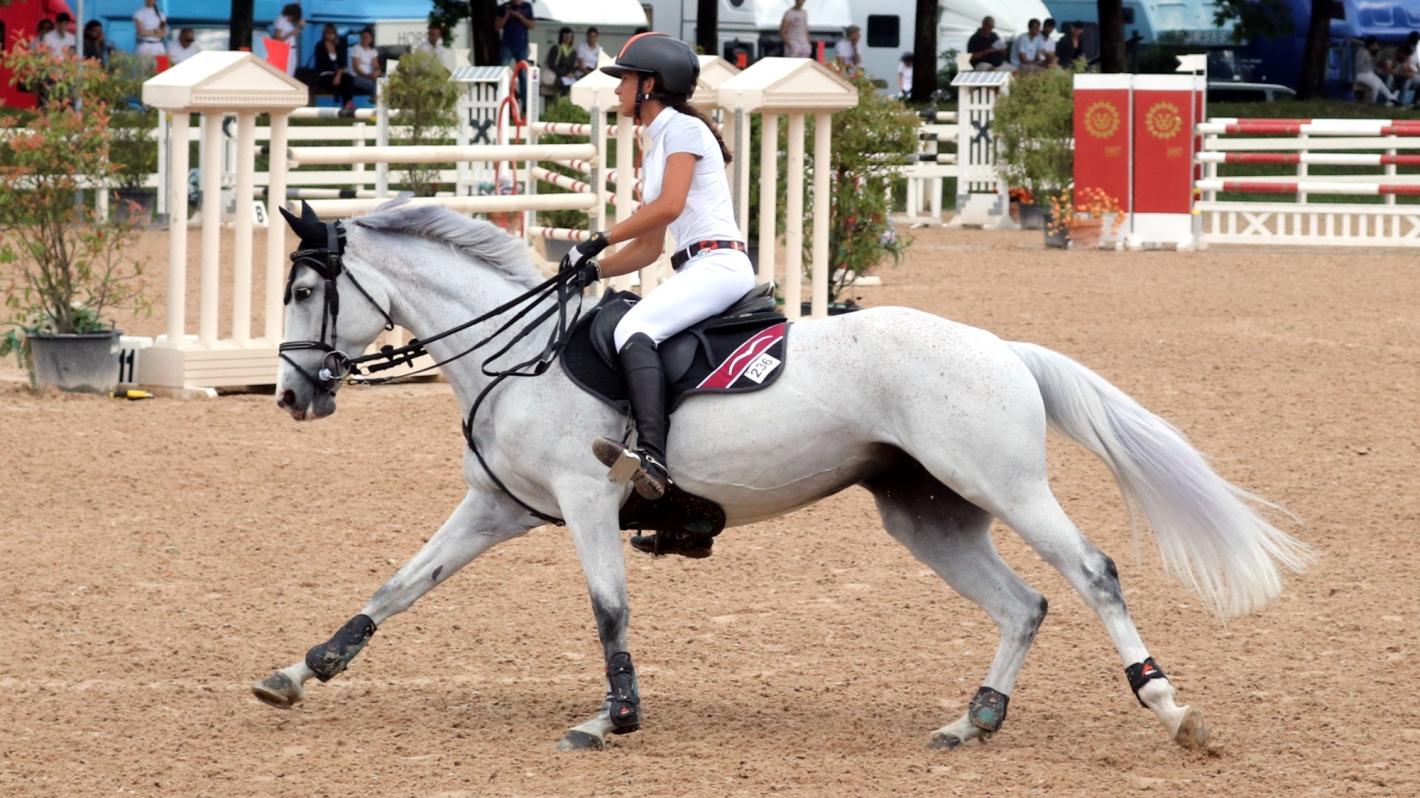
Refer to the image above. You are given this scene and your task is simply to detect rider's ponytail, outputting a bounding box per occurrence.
[659,94,733,165]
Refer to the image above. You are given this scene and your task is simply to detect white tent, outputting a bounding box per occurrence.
[534,0,649,27]
[745,0,855,30]
[940,0,1055,53]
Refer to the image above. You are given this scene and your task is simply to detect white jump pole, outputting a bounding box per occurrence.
[590,104,607,233]
[783,113,805,321]
[287,143,598,165]
[811,111,831,319]
[199,112,222,347]
[166,111,191,346]
[232,111,256,343]
[735,107,751,238]
[757,112,778,287]
[265,112,290,341]
[375,77,389,198]
[613,113,636,292]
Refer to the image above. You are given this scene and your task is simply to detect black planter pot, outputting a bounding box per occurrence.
[1018,202,1045,231]
[27,329,122,394]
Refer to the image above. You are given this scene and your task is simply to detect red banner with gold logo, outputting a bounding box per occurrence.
[1073,76,1132,213]
[1132,79,1196,214]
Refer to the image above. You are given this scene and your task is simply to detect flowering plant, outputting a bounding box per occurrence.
[1045,187,1126,237]
[1008,186,1036,205]
[0,47,149,376]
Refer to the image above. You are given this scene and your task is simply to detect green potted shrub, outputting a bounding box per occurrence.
[794,73,918,309]
[0,48,149,393]
[384,51,458,197]
[993,69,1074,233]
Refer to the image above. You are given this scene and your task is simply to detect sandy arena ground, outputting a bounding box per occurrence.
[1,225,1417,797]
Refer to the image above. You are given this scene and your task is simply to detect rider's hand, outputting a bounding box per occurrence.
[560,232,609,272]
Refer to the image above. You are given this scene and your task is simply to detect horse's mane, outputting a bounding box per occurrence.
[352,199,544,290]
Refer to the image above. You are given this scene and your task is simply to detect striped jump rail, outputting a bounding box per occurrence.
[287,143,598,166]
[1199,118,1420,136]
[1197,152,1420,166]
[1195,179,1420,196]
[515,122,642,138]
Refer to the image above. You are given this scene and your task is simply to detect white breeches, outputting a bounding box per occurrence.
[613,250,756,351]
[1357,73,1397,103]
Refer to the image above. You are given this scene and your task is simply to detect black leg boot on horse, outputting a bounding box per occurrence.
[593,333,713,559]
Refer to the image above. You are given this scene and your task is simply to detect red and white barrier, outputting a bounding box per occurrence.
[1196,179,1420,196]
[1199,118,1420,136]
[1198,152,1420,166]
[527,225,594,242]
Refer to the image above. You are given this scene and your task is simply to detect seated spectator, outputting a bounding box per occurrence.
[1356,36,1399,105]
[83,20,114,67]
[1055,21,1086,69]
[968,16,1007,71]
[42,13,77,56]
[169,27,201,65]
[312,23,356,116]
[416,23,455,71]
[835,25,862,77]
[348,26,380,96]
[133,0,167,58]
[1010,18,1048,72]
[575,27,600,78]
[544,26,577,99]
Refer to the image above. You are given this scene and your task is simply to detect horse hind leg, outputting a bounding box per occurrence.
[989,485,1209,749]
[866,462,1048,750]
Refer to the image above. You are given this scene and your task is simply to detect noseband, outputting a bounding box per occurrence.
[277,220,395,395]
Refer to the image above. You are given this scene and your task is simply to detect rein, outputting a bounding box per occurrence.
[278,220,583,525]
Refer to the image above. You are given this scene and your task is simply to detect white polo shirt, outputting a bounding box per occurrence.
[641,107,741,251]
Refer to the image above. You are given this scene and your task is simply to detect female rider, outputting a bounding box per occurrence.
[559,33,755,506]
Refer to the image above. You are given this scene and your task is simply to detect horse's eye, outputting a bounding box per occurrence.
[294,287,313,302]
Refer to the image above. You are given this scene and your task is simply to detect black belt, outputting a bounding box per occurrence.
[670,239,747,270]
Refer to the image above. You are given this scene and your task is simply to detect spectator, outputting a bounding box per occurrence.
[544,26,577,99]
[132,0,167,58]
[313,23,356,116]
[34,18,54,52]
[1402,32,1420,106]
[349,26,380,89]
[272,4,304,75]
[83,20,114,67]
[835,25,862,77]
[496,0,535,65]
[968,16,1007,71]
[42,12,77,56]
[1042,18,1059,45]
[575,27,600,77]
[897,51,913,99]
[1055,22,1086,69]
[169,27,201,65]
[1356,36,1399,105]
[1010,18,1048,72]
[780,0,811,59]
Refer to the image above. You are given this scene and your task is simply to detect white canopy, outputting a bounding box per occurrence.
[534,0,648,28]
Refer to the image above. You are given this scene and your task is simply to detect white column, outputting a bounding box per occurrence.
[930,176,942,220]
[784,113,805,322]
[613,113,636,292]
[590,105,607,234]
[265,112,290,342]
[199,112,223,347]
[757,112,778,287]
[166,111,191,346]
[735,108,751,238]
[811,112,831,319]
[156,110,168,217]
[232,111,256,343]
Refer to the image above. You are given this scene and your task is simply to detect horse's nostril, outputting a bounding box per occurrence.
[277,389,296,408]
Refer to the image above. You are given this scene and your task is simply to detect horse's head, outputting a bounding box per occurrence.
[275,202,393,421]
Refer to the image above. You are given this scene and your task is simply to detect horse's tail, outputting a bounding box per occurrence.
[1006,341,1313,619]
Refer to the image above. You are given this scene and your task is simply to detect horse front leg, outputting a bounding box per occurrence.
[555,494,639,751]
[251,489,534,708]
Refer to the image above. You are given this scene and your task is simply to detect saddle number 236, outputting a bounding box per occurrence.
[742,352,781,384]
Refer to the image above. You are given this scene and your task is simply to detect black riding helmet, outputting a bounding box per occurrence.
[600,32,700,97]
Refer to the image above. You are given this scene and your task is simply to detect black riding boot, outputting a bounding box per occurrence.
[592,333,671,500]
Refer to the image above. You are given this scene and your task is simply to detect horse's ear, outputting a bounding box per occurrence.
[279,204,301,231]
[300,200,320,226]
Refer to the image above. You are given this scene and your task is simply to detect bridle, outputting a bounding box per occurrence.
[277,221,395,395]
[275,219,588,525]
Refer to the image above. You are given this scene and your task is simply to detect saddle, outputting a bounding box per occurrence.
[561,284,790,545]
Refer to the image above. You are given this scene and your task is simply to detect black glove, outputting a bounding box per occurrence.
[560,232,609,289]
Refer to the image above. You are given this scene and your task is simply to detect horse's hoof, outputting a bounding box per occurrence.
[251,671,303,709]
[1173,706,1209,749]
[556,730,605,751]
[929,732,964,751]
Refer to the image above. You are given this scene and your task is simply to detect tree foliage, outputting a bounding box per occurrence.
[1212,0,1294,43]
[993,69,1074,197]
[384,50,459,196]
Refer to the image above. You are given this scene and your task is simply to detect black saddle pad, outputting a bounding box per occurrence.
[561,290,790,414]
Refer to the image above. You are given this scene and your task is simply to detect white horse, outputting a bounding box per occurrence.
[253,202,1312,752]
